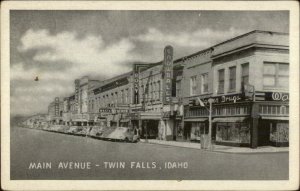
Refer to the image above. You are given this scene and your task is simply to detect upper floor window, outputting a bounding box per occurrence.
[190,76,197,96]
[218,69,225,94]
[229,66,236,91]
[176,80,181,97]
[263,62,289,89]
[241,63,249,85]
[158,81,161,100]
[201,73,208,94]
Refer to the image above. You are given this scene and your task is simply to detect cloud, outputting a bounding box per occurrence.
[18,29,136,77]
[10,62,74,115]
[11,29,140,116]
[135,27,247,49]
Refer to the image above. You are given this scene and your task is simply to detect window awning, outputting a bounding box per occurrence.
[184,118,207,122]
[261,116,289,121]
[213,117,248,123]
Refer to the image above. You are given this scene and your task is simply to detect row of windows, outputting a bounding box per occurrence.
[139,81,161,102]
[217,63,249,94]
[216,62,289,94]
[190,73,208,96]
[259,105,289,115]
[185,105,250,117]
[89,88,130,112]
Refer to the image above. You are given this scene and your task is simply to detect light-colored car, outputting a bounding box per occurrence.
[106,127,139,143]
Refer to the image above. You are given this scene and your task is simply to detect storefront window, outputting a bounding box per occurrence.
[190,122,207,141]
[216,123,250,143]
[270,122,289,143]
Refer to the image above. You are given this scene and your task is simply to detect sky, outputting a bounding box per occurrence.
[10,10,289,116]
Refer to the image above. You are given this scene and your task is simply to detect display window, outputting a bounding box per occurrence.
[190,122,207,141]
[216,122,250,143]
[270,122,289,143]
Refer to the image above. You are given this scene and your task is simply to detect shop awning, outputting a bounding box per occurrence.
[140,112,161,120]
[120,119,130,122]
[212,117,247,123]
[261,116,289,121]
[184,118,207,122]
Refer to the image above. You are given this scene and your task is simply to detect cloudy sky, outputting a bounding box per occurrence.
[10,10,289,116]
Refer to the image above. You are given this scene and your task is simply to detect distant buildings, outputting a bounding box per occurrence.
[42,30,289,148]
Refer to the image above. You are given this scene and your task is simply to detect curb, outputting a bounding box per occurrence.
[141,141,289,154]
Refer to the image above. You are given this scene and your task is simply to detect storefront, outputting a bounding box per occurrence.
[214,117,250,147]
[140,112,161,139]
[253,101,289,147]
[183,118,208,142]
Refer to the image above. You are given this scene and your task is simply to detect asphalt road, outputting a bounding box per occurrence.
[10,127,288,180]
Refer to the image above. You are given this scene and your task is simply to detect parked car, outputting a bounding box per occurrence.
[106,127,139,143]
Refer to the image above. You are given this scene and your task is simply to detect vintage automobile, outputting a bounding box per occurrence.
[106,127,139,143]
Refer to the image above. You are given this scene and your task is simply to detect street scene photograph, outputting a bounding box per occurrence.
[8,9,290,181]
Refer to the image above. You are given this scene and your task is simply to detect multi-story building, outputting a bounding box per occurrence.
[130,46,184,140]
[179,48,213,142]
[182,30,289,148]
[63,76,101,126]
[47,97,64,124]
[88,72,133,127]
[46,30,289,148]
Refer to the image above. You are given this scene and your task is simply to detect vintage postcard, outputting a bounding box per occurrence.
[1,1,299,190]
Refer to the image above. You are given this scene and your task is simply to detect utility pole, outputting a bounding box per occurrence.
[208,98,214,150]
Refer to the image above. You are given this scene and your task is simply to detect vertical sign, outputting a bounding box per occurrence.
[74,79,80,113]
[54,97,59,116]
[133,65,139,104]
[162,45,173,105]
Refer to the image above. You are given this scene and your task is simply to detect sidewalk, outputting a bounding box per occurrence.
[140,139,289,154]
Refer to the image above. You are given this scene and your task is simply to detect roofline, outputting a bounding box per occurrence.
[213,30,288,48]
[173,30,288,64]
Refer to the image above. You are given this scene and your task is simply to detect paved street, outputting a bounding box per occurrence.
[11,127,288,180]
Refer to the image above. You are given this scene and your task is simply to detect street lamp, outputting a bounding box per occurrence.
[207,98,214,150]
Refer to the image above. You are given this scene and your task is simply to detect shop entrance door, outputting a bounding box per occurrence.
[258,120,271,146]
[184,123,191,140]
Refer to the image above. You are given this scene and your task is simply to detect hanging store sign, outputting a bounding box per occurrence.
[162,45,173,105]
[133,68,139,104]
[74,79,80,112]
[133,63,150,104]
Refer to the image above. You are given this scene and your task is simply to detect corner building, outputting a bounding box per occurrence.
[182,30,289,148]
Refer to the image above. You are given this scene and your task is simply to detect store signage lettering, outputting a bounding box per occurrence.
[264,92,289,102]
[134,71,139,104]
[192,94,243,106]
[99,108,112,113]
[271,92,289,101]
[163,46,173,105]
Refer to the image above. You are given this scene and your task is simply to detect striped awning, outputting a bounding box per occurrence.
[261,116,289,121]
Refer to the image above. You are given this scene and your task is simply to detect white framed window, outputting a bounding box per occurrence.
[241,63,249,85]
[190,76,197,96]
[229,66,236,91]
[218,69,225,94]
[263,62,289,88]
[201,73,208,93]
